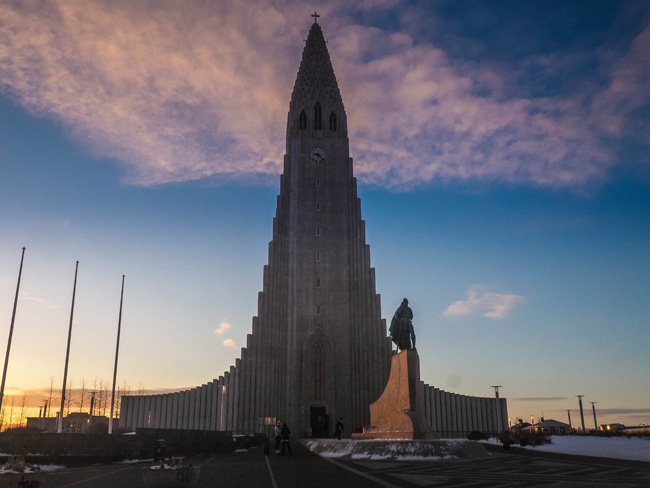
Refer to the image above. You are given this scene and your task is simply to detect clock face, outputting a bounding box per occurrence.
[310,147,326,163]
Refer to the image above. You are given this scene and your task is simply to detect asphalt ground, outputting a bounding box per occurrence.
[43,441,650,488]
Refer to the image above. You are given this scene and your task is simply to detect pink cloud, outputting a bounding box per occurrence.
[0,1,645,189]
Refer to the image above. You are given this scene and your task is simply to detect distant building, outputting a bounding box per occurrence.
[26,413,110,433]
[599,423,625,433]
[514,419,571,435]
[622,425,650,436]
[535,419,571,435]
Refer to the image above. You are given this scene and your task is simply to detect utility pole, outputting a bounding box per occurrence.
[576,395,586,433]
[567,409,572,430]
[491,386,503,433]
[590,402,598,431]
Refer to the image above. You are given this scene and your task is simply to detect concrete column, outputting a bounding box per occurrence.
[153,395,162,428]
[121,396,131,431]
[450,393,458,437]
[232,360,240,433]
[216,376,224,431]
[159,394,168,429]
[165,393,172,428]
[209,380,218,430]
[445,391,454,437]
[142,396,151,428]
[455,394,463,437]
[200,384,208,430]
[136,396,146,428]
[204,382,213,431]
[438,391,447,436]
[475,397,483,433]
[182,390,190,430]
[225,370,233,431]
[434,388,442,433]
[170,392,179,429]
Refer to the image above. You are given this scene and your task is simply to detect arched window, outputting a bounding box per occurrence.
[314,103,322,130]
[329,112,337,131]
[299,110,307,130]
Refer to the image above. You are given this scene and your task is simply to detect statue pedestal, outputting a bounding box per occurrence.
[353,348,435,440]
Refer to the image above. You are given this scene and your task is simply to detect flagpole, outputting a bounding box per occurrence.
[58,261,79,434]
[108,274,125,434]
[0,247,26,419]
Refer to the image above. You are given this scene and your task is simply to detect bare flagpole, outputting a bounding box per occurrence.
[58,261,79,434]
[108,274,125,434]
[0,247,26,419]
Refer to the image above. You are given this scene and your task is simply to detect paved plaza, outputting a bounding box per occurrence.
[43,442,650,488]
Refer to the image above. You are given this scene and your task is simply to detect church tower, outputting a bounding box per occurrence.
[118,18,509,439]
[233,19,391,436]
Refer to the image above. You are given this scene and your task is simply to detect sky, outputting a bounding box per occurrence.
[0,0,649,429]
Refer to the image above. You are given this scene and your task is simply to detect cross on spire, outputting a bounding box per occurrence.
[311,11,320,24]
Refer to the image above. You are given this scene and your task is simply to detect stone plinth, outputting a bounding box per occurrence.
[353,348,435,440]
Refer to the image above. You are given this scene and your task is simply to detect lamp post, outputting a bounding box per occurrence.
[567,409,572,430]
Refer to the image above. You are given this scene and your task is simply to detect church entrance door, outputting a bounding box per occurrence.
[310,406,329,438]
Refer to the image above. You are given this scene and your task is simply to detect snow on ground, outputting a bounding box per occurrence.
[482,436,650,462]
[33,464,65,471]
[307,437,650,462]
[115,458,154,464]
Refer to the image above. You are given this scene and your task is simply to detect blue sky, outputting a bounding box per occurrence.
[1,0,649,427]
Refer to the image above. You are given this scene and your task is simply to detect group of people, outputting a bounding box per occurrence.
[274,421,292,455]
[273,417,345,454]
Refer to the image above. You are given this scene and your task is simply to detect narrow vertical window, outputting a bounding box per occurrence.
[316,252,320,262]
[316,278,321,288]
[316,202,321,211]
[329,112,337,131]
[314,103,322,130]
[312,340,325,400]
[299,110,307,130]
[316,305,321,315]
[316,178,321,187]
[316,227,321,236]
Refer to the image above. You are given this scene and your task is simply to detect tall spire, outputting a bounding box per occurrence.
[287,21,346,138]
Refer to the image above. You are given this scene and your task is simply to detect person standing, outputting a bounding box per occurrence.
[335,418,344,440]
[275,420,282,453]
[281,423,292,455]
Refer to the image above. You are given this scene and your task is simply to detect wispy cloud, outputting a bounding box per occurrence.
[20,291,59,309]
[444,285,523,320]
[0,1,647,188]
[214,322,231,336]
[222,339,236,349]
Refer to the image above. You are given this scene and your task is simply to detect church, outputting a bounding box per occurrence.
[120,18,507,438]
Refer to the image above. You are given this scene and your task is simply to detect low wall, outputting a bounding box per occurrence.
[0,429,240,465]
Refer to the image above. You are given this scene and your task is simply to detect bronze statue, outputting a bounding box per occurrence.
[389,298,416,351]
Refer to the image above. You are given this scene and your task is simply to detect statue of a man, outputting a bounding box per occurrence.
[389,298,416,351]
